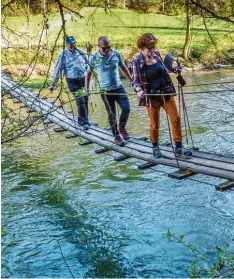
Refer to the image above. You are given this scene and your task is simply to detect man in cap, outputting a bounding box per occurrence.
[86,36,132,146]
[49,36,90,130]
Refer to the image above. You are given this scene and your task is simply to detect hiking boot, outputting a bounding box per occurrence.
[153,146,163,158]
[175,147,192,156]
[83,124,89,130]
[114,134,125,147]
[119,127,130,140]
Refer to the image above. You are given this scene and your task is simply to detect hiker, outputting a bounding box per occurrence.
[86,36,132,146]
[131,33,192,158]
[49,36,90,130]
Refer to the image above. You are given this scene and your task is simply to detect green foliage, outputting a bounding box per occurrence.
[22,78,49,89]
[165,230,234,278]
[2,8,234,73]
[3,0,234,17]
[2,0,85,15]
[32,112,43,119]
[165,228,174,239]
[74,88,85,97]
[1,109,9,119]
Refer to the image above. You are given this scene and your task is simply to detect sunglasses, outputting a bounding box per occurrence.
[98,45,111,51]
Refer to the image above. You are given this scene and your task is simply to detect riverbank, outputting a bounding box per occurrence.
[2,63,234,84]
[2,8,234,71]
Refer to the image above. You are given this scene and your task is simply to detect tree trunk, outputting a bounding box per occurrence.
[182,0,191,60]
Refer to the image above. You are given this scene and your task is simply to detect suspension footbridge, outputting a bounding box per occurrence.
[2,74,234,191]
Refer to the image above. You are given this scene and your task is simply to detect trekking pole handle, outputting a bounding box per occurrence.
[176,58,186,87]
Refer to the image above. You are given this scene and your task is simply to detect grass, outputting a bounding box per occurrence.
[2,8,234,69]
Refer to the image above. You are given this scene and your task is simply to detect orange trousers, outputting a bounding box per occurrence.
[146,96,182,143]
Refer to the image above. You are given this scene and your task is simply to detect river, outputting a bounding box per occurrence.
[2,70,234,278]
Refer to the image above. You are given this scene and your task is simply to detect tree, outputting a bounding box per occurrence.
[182,0,191,60]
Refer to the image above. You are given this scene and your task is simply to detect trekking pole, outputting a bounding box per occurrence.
[176,58,194,148]
[86,41,94,108]
[162,96,181,173]
[180,84,189,145]
[178,80,181,117]
[180,85,196,149]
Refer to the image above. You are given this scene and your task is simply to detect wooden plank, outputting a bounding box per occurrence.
[44,120,54,125]
[95,147,109,154]
[66,134,79,139]
[90,127,234,172]
[79,140,93,146]
[101,126,234,165]
[174,153,234,172]
[168,169,196,180]
[91,124,234,165]
[90,122,98,126]
[87,125,234,172]
[215,180,234,192]
[162,144,234,164]
[163,142,172,146]
[138,162,158,170]
[3,76,234,181]
[54,127,67,132]
[134,136,148,141]
[114,154,131,161]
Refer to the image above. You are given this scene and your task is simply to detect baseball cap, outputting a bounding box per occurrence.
[65,36,77,45]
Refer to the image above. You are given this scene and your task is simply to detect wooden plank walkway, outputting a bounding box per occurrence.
[2,74,234,190]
